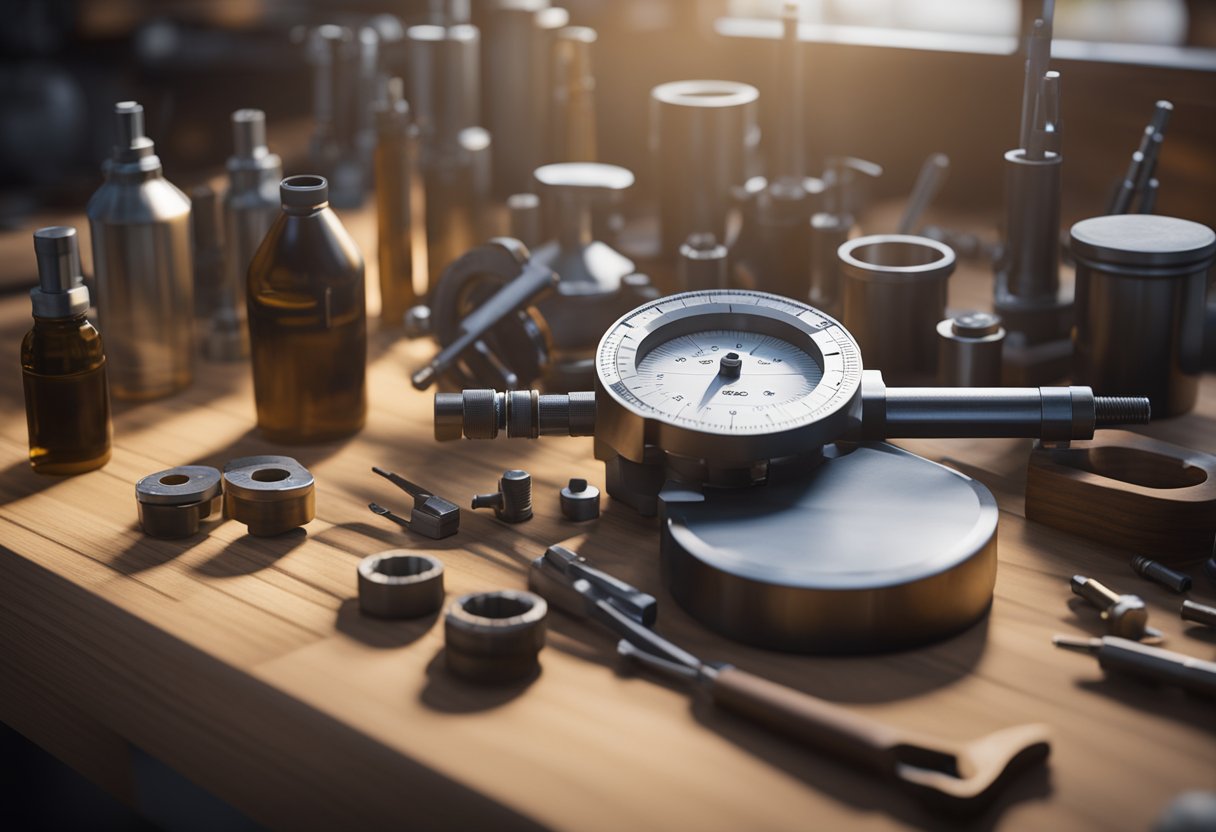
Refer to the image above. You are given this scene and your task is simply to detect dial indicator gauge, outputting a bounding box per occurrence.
[596,291,864,462]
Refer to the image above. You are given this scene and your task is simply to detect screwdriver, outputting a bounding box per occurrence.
[1053,635,1216,699]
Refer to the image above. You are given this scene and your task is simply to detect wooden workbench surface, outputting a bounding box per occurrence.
[1,209,1213,832]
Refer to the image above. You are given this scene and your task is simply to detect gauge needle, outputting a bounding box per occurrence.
[696,353,742,410]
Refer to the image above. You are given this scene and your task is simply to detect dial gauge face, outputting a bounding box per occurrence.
[597,290,863,438]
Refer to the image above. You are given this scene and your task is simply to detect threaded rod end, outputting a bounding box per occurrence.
[1094,396,1151,426]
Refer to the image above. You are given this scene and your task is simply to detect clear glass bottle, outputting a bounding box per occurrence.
[247,175,367,443]
[21,227,112,474]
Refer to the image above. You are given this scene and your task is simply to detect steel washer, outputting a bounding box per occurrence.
[223,455,315,536]
[135,465,223,539]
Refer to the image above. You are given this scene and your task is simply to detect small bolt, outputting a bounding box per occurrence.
[1070,575,1149,640]
[1130,556,1192,594]
[560,477,601,521]
[403,304,432,339]
[1181,599,1216,629]
[472,469,533,523]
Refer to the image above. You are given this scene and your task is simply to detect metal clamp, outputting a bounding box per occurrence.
[444,590,548,684]
[357,551,445,619]
[223,455,315,536]
[135,465,223,539]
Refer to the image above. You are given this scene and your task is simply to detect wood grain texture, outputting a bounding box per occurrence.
[1027,430,1216,561]
[1,206,1214,832]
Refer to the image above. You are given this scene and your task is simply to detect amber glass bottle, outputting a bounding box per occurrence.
[21,227,112,474]
[247,175,367,443]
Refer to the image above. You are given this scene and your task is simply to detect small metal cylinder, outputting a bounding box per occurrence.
[551,25,597,162]
[358,551,445,619]
[406,23,480,154]
[650,80,760,259]
[1130,555,1192,593]
[507,193,542,249]
[223,455,315,537]
[840,235,955,386]
[808,212,850,315]
[997,149,1061,303]
[678,233,729,291]
[190,185,224,322]
[135,466,223,539]
[936,311,1005,387]
[1071,214,1215,418]
[560,478,600,521]
[1182,599,1216,629]
[472,469,533,523]
[445,590,548,684]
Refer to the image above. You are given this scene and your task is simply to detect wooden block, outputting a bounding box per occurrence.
[1025,430,1216,562]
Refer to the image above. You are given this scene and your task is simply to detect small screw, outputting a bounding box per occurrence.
[1130,556,1192,594]
[1070,575,1150,640]
[472,469,533,523]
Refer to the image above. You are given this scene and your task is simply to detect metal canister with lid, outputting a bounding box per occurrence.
[1070,214,1216,417]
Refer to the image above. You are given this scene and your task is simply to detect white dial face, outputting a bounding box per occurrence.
[634,330,822,431]
[597,291,863,437]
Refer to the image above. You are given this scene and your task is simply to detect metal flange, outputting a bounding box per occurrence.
[223,455,315,536]
[135,465,223,539]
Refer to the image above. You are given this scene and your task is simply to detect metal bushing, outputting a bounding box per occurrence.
[560,478,600,521]
[223,455,315,536]
[358,551,445,619]
[445,590,548,684]
[135,465,223,539]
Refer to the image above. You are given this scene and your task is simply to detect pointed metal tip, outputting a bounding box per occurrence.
[368,502,388,515]
[1052,635,1101,654]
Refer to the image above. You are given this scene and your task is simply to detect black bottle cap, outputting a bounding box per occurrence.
[281,175,329,211]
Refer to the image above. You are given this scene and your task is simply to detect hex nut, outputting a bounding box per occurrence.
[358,551,445,618]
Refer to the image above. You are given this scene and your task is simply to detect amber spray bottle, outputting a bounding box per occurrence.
[21,227,113,474]
[247,175,367,443]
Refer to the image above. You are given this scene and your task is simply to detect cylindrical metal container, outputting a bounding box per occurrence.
[214,109,282,361]
[677,233,728,291]
[86,101,193,401]
[190,185,223,322]
[424,126,491,284]
[1070,214,1215,417]
[551,25,597,162]
[937,311,1005,387]
[840,234,955,386]
[374,79,423,324]
[247,176,367,442]
[650,80,759,259]
[406,23,480,153]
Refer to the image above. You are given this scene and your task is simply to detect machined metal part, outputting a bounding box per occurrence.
[413,238,557,391]
[358,551,445,619]
[937,312,1005,387]
[190,185,224,323]
[807,213,848,316]
[434,388,596,441]
[1070,214,1216,418]
[445,590,548,684]
[1181,599,1216,629]
[1071,575,1151,640]
[307,25,365,208]
[551,25,597,162]
[471,469,533,523]
[650,80,759,258]
[373,78,423,323]
[1054,634,1216,700]
[507,193,542,248]
[214,108,282,361]
[898,153,950,235]
[678,233,729,292]
[1109,100,1173,215]
[840,235,955,386]
[1131,556,1192,594]
[222,455,315,537]
[30,227,90,319]
[403,305,432,338]
[369,465,459,539]
[560,478,600,521]
[135,465,223,539]
[86,101,194,401]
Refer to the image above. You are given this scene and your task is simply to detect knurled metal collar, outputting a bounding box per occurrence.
[445,590,548,684]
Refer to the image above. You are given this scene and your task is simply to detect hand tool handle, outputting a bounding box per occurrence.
[709,666,900,774]
[1101,638,1216,699]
